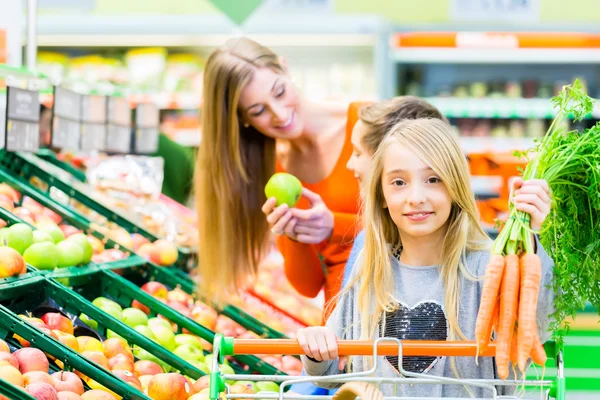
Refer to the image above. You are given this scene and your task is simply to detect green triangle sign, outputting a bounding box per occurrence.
[209,0,264,25]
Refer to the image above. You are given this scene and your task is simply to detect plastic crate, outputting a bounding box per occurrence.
[0,150,193,270]
[0,168,147,272]
[36,149,87,183]
[135,264,288,340]
[53,264,287,377]
[0,273,206,381]
[0,275,150,399]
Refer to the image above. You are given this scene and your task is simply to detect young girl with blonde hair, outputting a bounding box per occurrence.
[297,118,555,398]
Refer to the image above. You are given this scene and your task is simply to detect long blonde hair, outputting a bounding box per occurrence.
[195,37,284,302]
[352,118,490,343]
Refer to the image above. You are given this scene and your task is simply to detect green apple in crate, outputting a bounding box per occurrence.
[23,242,60,270]
[65,233,94,264]
[1,223,33,254]
[32,230,53,244]
[37,222,65,244]
[121,307,149,328]
[56,240,84,268]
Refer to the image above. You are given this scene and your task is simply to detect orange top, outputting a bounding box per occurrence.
[275,103,362,315]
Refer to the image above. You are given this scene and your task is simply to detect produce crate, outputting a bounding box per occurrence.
[36,149,87,183]
[0,273,206,381]
[0,167,148,271]
[0,275,150,399]
[51,264,288,377]
[0,150,194,271]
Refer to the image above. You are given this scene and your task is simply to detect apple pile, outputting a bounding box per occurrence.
[137,283,303,376]
[0,338,88,400]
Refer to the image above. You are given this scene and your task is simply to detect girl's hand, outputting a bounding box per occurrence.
[510,178,551,231]
[296,326,347,370]
[262,198,299,239]
[289,188,335,244]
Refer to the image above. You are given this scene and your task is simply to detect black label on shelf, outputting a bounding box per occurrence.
[4,86,40,152]
[81,95,107,124]
[51,86,82,150]
[80,123,107,151]
[107,97,131,126]
[105,123,132,153]
[135,127,159,154]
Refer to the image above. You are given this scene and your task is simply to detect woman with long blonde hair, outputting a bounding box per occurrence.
[296,118,556,398]
[195,37,361,309]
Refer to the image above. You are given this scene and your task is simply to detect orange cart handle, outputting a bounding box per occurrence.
[219,337,496,357]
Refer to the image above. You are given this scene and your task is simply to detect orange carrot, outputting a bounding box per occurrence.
[517,253,543,372]
[475,254,505,354]
[496,253,520,380]
[510,327,518,365]
[530,325,547,367]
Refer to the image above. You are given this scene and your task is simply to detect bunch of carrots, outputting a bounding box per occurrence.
[475,79,600,380]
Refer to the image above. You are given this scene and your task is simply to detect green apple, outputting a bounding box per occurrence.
[173,344,204,363]
[56,240,84,267]
[92,297,123,320]
[150,325,176,351]
[23,242,60,270]
[37,223,65,244]
[134,347,172,372]
[147,317,172,331]
[256,381,280,393]
[32,230,54,244]
[203,354,229,372]
[121,307,148,328]
[264,173,303,207]
[219,364,236,384]
[174,333,205,350]
[4,223,34,254]
[66,233,93,264]
[134,325,157,341]
[237,381,258,393]
[79,313,98,330]
[107,330,124,340]
[191,361,210,375]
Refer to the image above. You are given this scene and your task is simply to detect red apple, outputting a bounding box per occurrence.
[191,304,218,331]
[57,392,83,400]
[103,338,133,362]
[14,348,49,373]
[24,371,54,386]
[193,376,210,392]
[25,382,58,400]
[0,246,26,278]
[149,240,178,266]
[41,313,74,335]
[108,354,134,373]
[80,390,114,400]
[0,184,20,204]
[80,351,109,371]
[138,375,153,391]
[148,373,191,400]
[0,352,18,369]
[87,235,105,255]
[42,208,62,225]
[59,224,81,238]
[136,243,154,260]
[51,371,84,395]
[0,365,24,387]
[12,207,35,223]
[167,288,192,306]
[112,370,142,390]
[131,233,150,251]
[52,330,79,353]
[134,360,163,377]
[0,339,9,353]
[131,299,150,315]
[0,196,15,212]
[140,282,168,299]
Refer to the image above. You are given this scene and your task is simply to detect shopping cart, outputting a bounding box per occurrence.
[208,334,565,400]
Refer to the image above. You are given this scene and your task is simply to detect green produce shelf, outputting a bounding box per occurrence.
[36,149,87,183]
[51,264,286,377]
[0,378,36,400]
[0,273,205,381]
[0,276,150,399]
[0,168,147,273]
[138,264,288,340]
[0,150,193,270]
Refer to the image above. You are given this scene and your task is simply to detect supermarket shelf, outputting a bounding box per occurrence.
[390,48,600,64]
[41,92,200,110]
[426,97,600,119]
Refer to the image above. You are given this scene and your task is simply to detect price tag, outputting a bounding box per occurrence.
[51,86,82,150]
[134,103,160,154]
[135,127,159,154]
[4,86,40,152]
[80,123,106,151]
[107,97,131,126]
[105,124,132,153]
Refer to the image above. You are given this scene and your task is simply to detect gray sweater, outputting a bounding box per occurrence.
[302,236,555,399]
